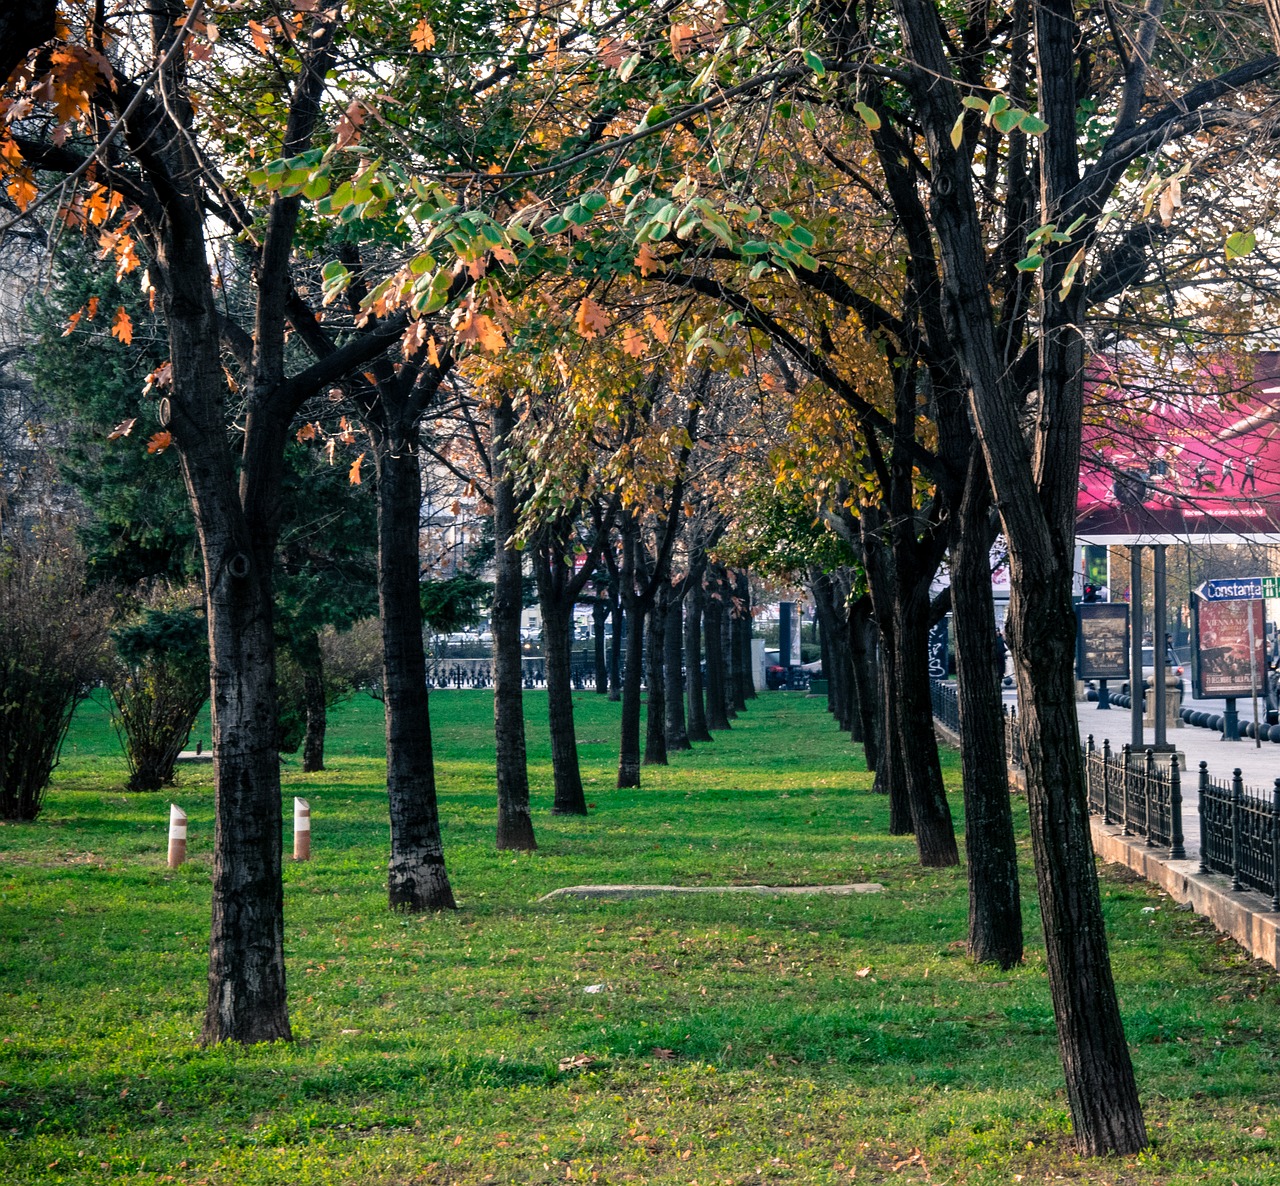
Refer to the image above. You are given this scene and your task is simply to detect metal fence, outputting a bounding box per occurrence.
[1198,765,1280,909]
[1082,736,1184,857]
[424,657,595,690]
[929,680,1280,907]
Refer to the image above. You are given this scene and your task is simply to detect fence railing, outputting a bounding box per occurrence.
[929,679,1280,908]
[423,657,596,691]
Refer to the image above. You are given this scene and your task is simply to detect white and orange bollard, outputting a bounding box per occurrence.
[293,797,311,862]
[167,804,187,868]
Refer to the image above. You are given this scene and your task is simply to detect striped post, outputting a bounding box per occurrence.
[167,804,187,868]
[293,797,311,862]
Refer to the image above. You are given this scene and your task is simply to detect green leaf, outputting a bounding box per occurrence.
[1226,230,1256,260]
[1015,254,1044,272]
[993,109,1022,134]
[853,102,881,131]
[985,94,1011,123]
[581,191,608,213]
[749,260,769,280]
[803,49,826,77]
[1017,112,1049,135]
[789,225,816,248]
[507,223,535,247]
[741,241,771,255]
[768,210,795,229]
[619,53,640,82]
[302,174,330,200]
[961,96,989,111]
[793,250,820,271]
[542,214,569,235]
[801,107,817,132]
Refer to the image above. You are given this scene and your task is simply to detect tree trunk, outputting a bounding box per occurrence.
[849,600,877,765]
[593,595,609,694]
[720,594,737,721]
[617,602,646,787]
[663,584,691,750]
[542,596,587,814]
[607,579,622,702]
[951,472,1023,968]
[736,571,756,700]
[729,598,748,713]
[643,594,668,765]
[300,637,326,774]
[371,425,456,912]
[685,578,712,742]
[873,640,913,834]
[491,395,535,851]
[703,593,731,731]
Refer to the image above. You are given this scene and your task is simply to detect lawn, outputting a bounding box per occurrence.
[1,689,1277,1185]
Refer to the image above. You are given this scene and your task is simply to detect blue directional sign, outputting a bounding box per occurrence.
[1194,577,1263,602]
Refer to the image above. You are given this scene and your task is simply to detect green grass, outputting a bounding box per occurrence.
[2,690,1278,1184]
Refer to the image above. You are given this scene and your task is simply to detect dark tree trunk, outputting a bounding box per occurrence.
[593,596,608,694]
[874,640,913,834]
[617,519,645,787]
[663,584,691,750]
[643,595,668,765]
[607,579,622,702]
[849,598,878,765]
[542,597,587,814]
[491,395,535,851]
[719,592,737,721]
[371,425,456,912]
[685,577,712,742]
[729,599,748,713]
[301,637,326,774]
[951,468,1023,968]
[736,572,756,700]
[811,571,849,727]
[703,593,731,731]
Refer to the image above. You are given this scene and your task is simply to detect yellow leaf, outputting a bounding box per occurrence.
[111,307,133,345]
[410,18,436,51]
[348,452,365,485]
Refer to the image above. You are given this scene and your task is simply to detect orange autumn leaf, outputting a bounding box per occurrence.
[146,431,172,454]
[622,325,646,358]
[295,421,318,442]
[410,18,436,51]
[574,297,611,340]
[669,23,694,60]
[598,36,625,69]
[111,307,133,344]
[348,452,365,485]
[63,309,82,336]
[634,244,662,276]
[455,308,506,352]
[427,336,441,367]
[644,311,670,343]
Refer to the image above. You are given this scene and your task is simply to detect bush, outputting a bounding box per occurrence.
[320,617,385,701]
[0,529,110,819]
[108,588,208,792]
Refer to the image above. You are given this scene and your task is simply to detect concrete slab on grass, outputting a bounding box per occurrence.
[540,883,885,902]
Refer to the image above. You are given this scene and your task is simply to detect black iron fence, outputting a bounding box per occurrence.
[423,657,595,690]
[1198,765,1280,910]
[1082,736,1185,857]
[928,680,1280,905]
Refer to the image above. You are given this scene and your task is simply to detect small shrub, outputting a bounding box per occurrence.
[0,528,110,819]
[108,587,208,792]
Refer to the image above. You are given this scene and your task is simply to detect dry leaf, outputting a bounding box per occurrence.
[111,307,133,344]
[410,18,436,51]
[634,244,662,276]
[651,1047,676,1060]
[62,309,82,336]
[855,966,872,978]
[557,1053,595,1071]
[644,311,670,344]
[348,452,365,485]
[574,297,611,339]
[598,36,624,69]
[622,325,645,358]
[427,335,441,367]
[107,418,136,440]
[670,22,694,60]
[87,295,100,319]
[146,431,172,454]
[295,422,318,442]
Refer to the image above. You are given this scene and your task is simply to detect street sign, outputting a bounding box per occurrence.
[1263,576,1280,599]
[1195,577,1263,601]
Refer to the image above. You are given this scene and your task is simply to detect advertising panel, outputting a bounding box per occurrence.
[1194,598,1267,698]
[1076,603,1130,680]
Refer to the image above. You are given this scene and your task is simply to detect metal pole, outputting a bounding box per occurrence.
[1248,598,1261,749]
[1153,544,1167,748]
[1169,752,1185,860]
[1130,546,1143,750]
[1231,768,1243,892]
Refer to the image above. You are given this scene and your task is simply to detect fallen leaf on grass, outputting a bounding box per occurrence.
[558,1053,595,1072]
[651,1046,676,1060]
[856,966,872,978]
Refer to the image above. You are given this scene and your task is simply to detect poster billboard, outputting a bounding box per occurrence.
[1193,598,1267,698]
[1076,604,1130,680]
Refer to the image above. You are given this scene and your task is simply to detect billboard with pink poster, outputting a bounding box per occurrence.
[1194,598,1267,699]
[1077,351,1280,544]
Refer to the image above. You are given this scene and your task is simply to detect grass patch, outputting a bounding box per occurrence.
[1,690,1278,1183]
